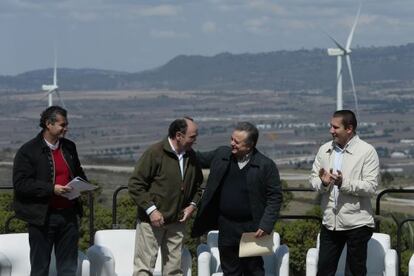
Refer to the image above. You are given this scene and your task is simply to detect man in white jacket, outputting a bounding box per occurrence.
[310,110,379,276]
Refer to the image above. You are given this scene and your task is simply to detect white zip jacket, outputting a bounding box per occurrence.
[310,135,379,230]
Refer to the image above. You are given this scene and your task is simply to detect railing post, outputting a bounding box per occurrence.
[376,190,388,232]
[397,218,414,276]
[112,185,128,229]
[88,191,94,246]
[375,188,414,232]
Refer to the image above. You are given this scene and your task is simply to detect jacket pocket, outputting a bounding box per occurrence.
[339,195,360,214]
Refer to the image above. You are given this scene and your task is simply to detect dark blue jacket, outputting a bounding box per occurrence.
[192,146,282,237]
[13,132,86,226]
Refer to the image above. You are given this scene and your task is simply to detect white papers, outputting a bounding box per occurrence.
[61,177,97,200]
[239,232,274,257]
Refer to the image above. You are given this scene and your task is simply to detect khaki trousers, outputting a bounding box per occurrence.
[133,221,186,276]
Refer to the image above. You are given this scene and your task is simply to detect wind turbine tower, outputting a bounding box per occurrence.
[42,50,64,107]
[327,5,361,114]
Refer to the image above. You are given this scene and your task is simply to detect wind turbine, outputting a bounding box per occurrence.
[327,5,361,115]
[41,49,65,107]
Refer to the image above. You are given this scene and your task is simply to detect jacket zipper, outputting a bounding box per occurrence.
[181,157,189,195]
[178,156,190,219]
[328,149,338,230]
[49,149,56,184]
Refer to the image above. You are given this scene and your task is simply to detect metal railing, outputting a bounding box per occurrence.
[376,188,414,232]
[1,185,95,246]
[112,185,129,228]
[279,187,322,223]
[0,186,13,190]
[4,183,414,272]
[397,218,414,276]
[110,186,323,227]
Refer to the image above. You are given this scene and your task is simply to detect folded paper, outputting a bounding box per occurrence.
[239,232,274,257]
[61,177,97,200]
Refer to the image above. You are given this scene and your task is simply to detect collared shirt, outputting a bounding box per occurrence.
[168,137,185,180]
[332,144,345,209]
[237,152,252,169]
[44,138,60,150]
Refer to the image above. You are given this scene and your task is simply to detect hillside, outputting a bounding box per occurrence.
[1,43,414,92]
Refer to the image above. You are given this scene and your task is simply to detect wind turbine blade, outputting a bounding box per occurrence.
[40,92,49,101]
[53,49,58,86]
[40,89,55,100]
[327,34,346,52]
[346,4,361,51]
[55,90,66,109]
[346,55,359,116]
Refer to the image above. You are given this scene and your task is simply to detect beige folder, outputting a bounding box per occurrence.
[239,232,274,257]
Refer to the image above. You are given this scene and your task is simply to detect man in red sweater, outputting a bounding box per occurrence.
[13,106,87,276]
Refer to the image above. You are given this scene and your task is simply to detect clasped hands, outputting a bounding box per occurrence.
[319,168,342,188]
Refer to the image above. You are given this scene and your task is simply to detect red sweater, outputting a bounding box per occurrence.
[50,148,74,209]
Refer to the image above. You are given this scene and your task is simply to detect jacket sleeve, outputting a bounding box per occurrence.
[309,146,330,194]
[13,148,54,198]
[259,161,283,234]
[71,142,88,181]
[128,149,158,210]
[340,147,379,197]
[190,170,203,205]
[196,149,220,168]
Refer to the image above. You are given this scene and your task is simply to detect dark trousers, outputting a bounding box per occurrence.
[317,225,373,276]
[28,209,79,276]
[219,245,264,276]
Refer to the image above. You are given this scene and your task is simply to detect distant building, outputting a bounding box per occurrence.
[400,139,414,145]
[257,124,272,130]
[390,151,408,159]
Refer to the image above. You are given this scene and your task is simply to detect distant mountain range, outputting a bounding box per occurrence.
[1,43,414,92]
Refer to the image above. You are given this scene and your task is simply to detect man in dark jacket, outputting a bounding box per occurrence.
[192,122,283,276]
[13,106,87,276]
[129,117,203,276]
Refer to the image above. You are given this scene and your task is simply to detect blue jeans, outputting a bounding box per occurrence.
[28,208,79,276]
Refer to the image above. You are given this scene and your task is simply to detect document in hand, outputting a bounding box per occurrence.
[61,177,97,200]
[239,232,274,257]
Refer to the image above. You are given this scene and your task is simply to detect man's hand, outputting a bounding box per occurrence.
[319,168,341,187]
[333,170,343,188]
[319,168,333,186]
[179,205,196,223]
[254,229,268,238]
[150,210,165,227]
[54,184,72,196]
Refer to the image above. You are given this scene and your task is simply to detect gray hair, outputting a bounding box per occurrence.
[39,106,67,129]
[234,122,259,147]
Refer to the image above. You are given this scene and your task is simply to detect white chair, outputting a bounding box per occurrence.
[306,232,397,276]
[0,232,90,276]
[409,254,414,276]
[197,230,289,276]
[86,229,192,276]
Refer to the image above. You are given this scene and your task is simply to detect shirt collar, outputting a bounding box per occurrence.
[168,137,185,157]
[329,135,359,154]
[44,138,60,150]
[235,151,252,163]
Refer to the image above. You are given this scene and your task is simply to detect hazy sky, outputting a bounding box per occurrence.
[0,0,412,75]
